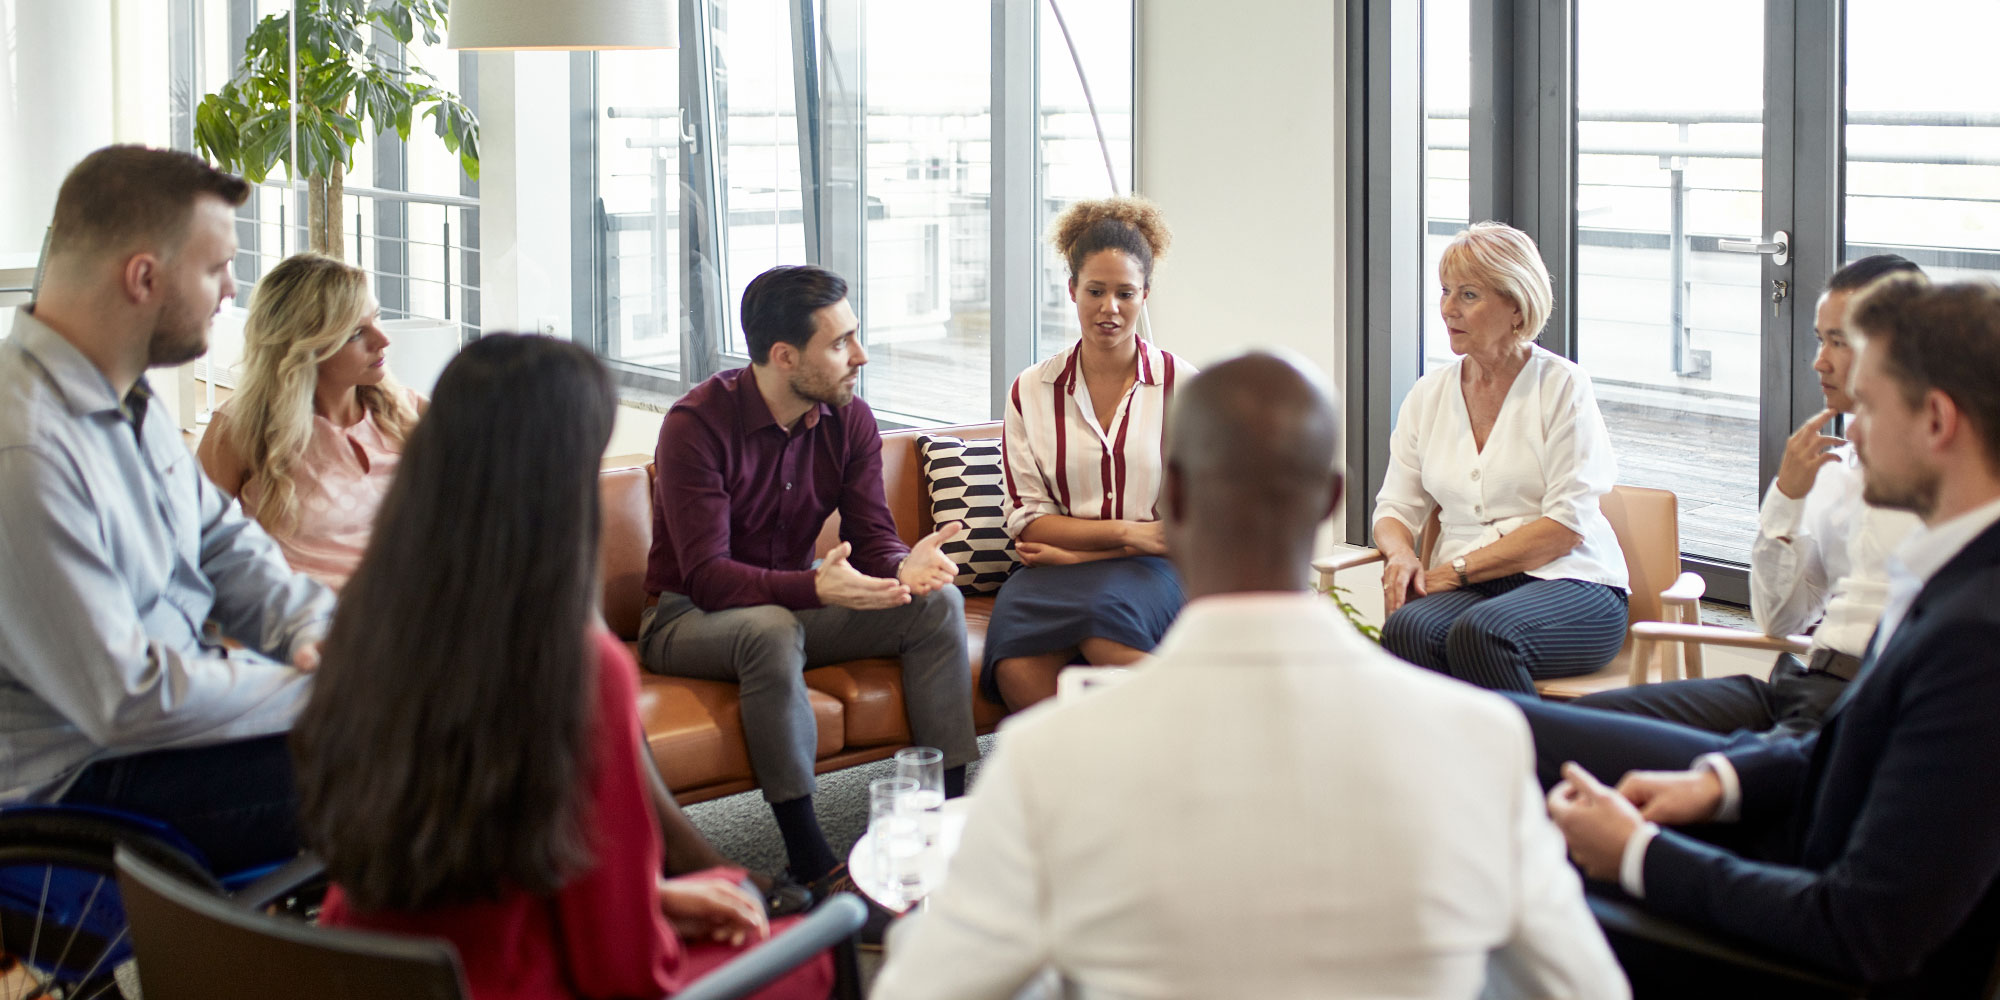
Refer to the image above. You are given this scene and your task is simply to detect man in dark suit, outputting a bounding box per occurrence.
[1543,274,2000,995]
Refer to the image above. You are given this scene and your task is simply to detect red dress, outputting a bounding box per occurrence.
[320,631,832,1000]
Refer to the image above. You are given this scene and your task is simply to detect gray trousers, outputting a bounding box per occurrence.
[637,587,979,803]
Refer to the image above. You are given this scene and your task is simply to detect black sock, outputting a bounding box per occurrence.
[945,765,968,799]
[771,795,838,880]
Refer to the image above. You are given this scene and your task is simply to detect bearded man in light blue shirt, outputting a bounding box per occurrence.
[0,146,332,873]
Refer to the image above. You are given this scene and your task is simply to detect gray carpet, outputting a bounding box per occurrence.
[681,734,1000,878]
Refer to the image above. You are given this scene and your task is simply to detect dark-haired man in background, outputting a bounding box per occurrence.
[641,264,977,893]
[0,146,332,872]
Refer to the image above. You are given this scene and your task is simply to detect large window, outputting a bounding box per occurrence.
[1843,0,2000,286]
[588,0,1135,424]
[1358,0,2000,601]
[1421,0,1469,373]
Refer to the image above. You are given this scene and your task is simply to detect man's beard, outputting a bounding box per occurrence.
[1861,463,1938,520]
[790,367,855,407]
[147,293,211,367]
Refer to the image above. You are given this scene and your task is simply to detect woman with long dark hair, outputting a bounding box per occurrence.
[295,334,831,999]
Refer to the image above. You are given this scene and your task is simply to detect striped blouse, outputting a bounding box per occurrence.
[1000,339,1194,538]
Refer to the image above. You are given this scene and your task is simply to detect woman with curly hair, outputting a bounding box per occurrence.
[984,196,1195,711]
[196,252,421,589]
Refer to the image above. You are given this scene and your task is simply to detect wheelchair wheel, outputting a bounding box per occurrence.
[0,811,218,1000]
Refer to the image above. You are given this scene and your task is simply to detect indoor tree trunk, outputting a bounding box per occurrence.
[306,160,346,260]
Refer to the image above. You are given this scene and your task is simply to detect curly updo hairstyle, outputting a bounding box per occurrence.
[1050,195,1172,288]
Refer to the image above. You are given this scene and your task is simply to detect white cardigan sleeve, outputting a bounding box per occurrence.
[1535,367,1619,537]
[1371,386,1437,539]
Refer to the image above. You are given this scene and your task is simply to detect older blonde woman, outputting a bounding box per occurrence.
[1375,222,1629,694]
[196,253,422,589]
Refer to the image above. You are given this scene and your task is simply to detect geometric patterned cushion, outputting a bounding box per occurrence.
[916,434,1021,595]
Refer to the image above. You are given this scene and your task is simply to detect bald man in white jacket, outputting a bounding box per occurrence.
[871,353,1625,1000]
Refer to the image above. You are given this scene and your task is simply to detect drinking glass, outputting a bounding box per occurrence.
[893,746,946,813]
[868,776,925,904]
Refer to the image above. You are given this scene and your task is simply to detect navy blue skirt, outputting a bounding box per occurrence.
[980,555,1186,703]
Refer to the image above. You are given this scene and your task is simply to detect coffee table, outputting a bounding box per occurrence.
[845,797,972,913]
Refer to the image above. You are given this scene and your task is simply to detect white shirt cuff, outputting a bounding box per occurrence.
[1695,753,1743,822]
[1758,483,1809,541]
[1620,822,1661,899]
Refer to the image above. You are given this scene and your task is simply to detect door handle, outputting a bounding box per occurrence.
[1717,230,1789,266]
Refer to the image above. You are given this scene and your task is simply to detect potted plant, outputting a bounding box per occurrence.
[194,0,479,260]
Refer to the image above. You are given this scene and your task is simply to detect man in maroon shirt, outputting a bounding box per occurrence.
[640,264,978,889]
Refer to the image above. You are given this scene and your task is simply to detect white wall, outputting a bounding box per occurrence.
[1135,0,1344,387]
[477,51,575,338]
[2,0,116,257]
[1135,0,1349,539]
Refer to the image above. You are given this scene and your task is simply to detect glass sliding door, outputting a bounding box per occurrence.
[1573,0,1767,565]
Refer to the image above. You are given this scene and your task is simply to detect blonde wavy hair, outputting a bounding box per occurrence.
[1438,221,1554,340]
[225,252,416,535]
[1049,195,1172,287]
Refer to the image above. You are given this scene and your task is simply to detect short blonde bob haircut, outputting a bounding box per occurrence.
[1438,221,1553,340]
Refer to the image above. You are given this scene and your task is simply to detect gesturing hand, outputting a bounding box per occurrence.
[1381,551,1427,615]
[291,640,323,673]
[1546,762,1644,882]
[899,522,964,595]
[1615,767,1725,826]
[1775,408,1844,500]
[815,541,911,610]
[658,877,769,947]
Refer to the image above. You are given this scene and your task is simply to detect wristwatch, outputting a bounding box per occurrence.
[1452,556,1469,587]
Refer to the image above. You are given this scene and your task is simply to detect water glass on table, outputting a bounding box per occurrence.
[894,746,945,813]
[868,776,926,905]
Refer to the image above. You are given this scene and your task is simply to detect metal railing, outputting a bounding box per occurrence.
[240,180,482,336]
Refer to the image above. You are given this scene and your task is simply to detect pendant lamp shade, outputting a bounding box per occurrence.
[449,0,677,50]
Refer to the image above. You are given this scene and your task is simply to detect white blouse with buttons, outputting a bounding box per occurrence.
[1372,344,1629,591]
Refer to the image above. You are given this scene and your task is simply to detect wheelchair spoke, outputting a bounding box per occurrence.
[71,930,129,1000]
[47,874,106,979]
[25,865,51,986]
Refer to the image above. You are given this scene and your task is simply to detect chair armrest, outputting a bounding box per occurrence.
[1587,893,1862,995]
[1629,621,1813,655]
[1312,547,1386,578]
[671,893,868,1000]
[1660,571,1707,605]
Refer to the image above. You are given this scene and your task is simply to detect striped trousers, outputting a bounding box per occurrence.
[1381,573,1628,695]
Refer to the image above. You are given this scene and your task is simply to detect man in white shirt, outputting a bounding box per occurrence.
[1568,255,1923,738]
[872,352,1627,1000]
[1547,276,2000,994]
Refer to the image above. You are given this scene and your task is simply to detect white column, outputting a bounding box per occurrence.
[476,49,574,338]
[2,0,117,256]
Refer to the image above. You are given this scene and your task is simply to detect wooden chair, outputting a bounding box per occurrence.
[1315,485,1808,699]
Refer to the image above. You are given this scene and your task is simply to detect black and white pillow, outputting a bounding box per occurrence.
[917,434,1021,595]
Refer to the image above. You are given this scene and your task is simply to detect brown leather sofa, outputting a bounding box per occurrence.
[599,422,1009,804]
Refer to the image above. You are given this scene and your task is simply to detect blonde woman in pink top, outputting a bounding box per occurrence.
[197,253,423,590]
